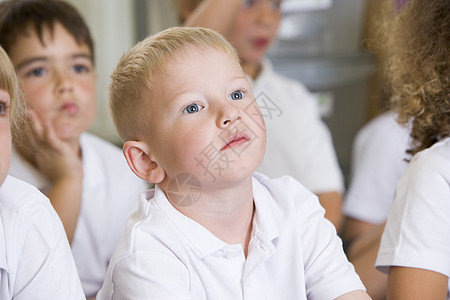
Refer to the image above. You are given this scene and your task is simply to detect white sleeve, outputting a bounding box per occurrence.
[14,196,85,300]
[376,148,450,277]
[344,113,410,224]
[297,184,365,298]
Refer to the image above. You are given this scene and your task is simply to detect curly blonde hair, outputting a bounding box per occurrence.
[380,0,450,155]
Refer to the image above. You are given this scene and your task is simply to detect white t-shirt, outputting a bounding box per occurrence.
[0,176,85,300]
[376,137,450,298]
[251,59,344,194]
[97,173,364,300]
[8,132,148,298]
[344,112,411,224]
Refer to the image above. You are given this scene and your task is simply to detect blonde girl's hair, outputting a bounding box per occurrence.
[109,26,239,142]
[0,46,25,141]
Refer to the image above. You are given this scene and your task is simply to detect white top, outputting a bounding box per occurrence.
[344,112,411,224]
[251,59,344,194]
[8,132,148,298]
[97,173,364,300]
[0,176,85,300]
[376,137,450,298]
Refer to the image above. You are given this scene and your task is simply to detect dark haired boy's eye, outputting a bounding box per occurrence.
[27,68,46,77]
[73,64,90,73]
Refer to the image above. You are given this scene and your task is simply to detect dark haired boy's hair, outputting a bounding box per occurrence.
[0,0,94,60]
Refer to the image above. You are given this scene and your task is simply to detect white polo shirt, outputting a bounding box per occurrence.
[344,112,411,224]
[376,137,450,298]
[97,173,364,299]
[8,132,148,298]
[0,176,84,300]
[252,59,344,194]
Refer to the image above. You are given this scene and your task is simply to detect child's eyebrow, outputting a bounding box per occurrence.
[16,56,47,70]
[16,53,93,70]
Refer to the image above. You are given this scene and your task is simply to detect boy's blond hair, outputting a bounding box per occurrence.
[0,46,25,140]
[109,26,239,142]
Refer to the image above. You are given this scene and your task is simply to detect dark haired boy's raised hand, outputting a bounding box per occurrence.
[18,109,83,244]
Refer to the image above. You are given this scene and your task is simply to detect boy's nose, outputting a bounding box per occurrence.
[255,2,279,27]
[218,105,241,128]
[54,71,74,94]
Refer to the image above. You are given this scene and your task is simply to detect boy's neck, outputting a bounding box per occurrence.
[163,177,255,257]
[241,61,262,80]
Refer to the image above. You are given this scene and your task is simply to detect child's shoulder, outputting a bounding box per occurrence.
[0,176,60,234]
[409,137,450,175]
[0,175,48,208]
[258,59,310,92]
[254,59,316,110]
[79,132,144,186]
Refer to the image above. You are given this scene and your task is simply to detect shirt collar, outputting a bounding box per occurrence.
[251,173,280,242]
[153,185,228,258]
[152,174,280,259]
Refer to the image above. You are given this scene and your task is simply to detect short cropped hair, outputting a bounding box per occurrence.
[109,26,239,142]
[0,46,25,140]
[0,0,94,60]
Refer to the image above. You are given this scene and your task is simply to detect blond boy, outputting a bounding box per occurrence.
[175,0,345,230]
[97,26,369,299]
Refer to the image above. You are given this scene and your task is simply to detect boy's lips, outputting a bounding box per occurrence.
[220,132,251,151]
[60,101,79,115]
[252,38,270,49]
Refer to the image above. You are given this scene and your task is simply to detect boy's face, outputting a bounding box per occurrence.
[9,22,96,143]
[0,89,11,186]
[145,46,266,188]
[228,0,281,66]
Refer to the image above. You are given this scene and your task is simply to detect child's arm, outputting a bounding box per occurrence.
[335,290,372,299]
[387,267,448,300]
[182,0,242,38]
[23,111,83,244]
[317,191,343,231]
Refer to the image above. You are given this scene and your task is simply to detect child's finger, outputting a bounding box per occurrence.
[26,109,44,138]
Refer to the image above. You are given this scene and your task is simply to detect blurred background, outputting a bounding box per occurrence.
[65,0,385,185]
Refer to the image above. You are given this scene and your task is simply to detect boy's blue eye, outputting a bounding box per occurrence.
[243,0,256,8]
[183,103,203,114]
[73,64,90,73]
[27,68,46,77]
[230,90,244,100]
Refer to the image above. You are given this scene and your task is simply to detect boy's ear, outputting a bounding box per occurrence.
[123,141,165,184]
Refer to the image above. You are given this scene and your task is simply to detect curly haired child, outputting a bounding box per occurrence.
[374,0,450,298]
